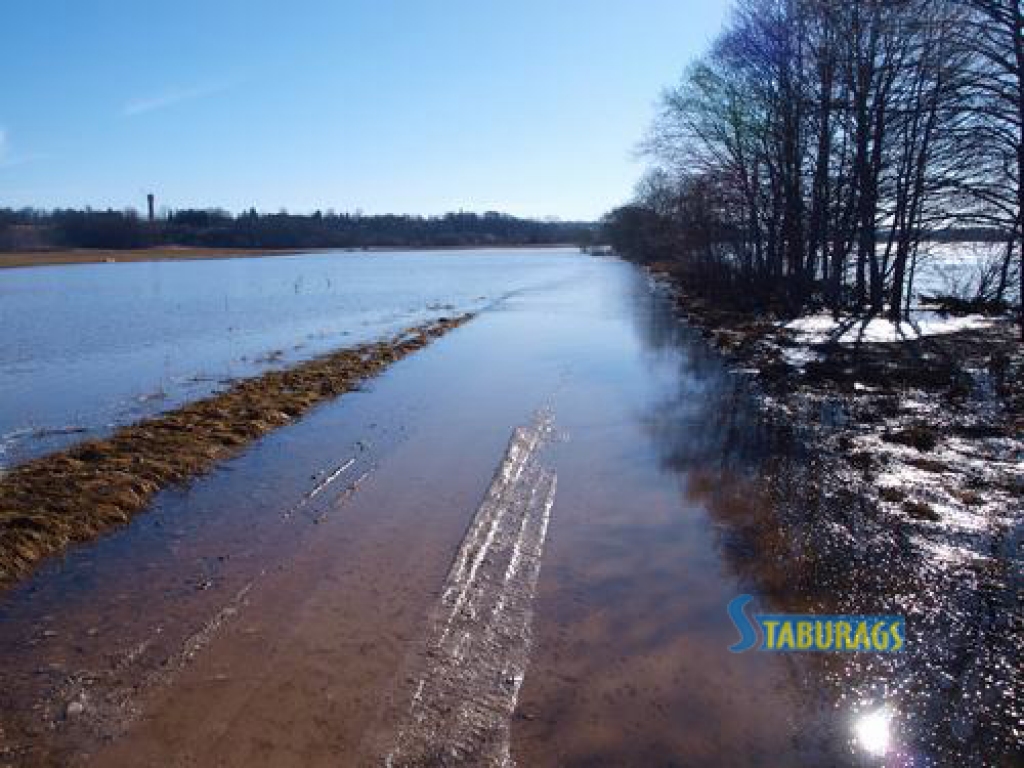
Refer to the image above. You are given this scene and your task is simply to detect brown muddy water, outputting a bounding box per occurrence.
[0,253,989,766]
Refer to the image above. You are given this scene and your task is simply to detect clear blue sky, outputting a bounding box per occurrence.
[0,0,729,220]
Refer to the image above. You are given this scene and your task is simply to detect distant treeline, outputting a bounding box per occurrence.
[0,208,597,251]
[604,0,1021,331]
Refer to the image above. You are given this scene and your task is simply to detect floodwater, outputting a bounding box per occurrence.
[0,248,576,467]
[912,240,1020,302]
[0,251,994,765]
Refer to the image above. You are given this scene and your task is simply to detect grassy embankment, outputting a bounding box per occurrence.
[0,314,473,590]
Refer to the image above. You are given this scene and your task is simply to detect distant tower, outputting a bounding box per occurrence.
[147,193,155,222]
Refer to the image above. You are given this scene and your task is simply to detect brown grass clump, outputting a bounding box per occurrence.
[0,314,473,590]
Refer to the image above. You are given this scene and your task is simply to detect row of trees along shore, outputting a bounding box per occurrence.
[604,0,1022,337]
[0,208,596,251]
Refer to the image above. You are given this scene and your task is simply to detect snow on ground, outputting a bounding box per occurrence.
[781,311,995,344]
[779,344,821,367]
[770,241,1012,350]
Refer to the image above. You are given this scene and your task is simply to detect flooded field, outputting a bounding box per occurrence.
[0,251,1014,765]
[0,249,577,467]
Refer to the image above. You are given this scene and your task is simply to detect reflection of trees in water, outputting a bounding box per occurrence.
[627,274,791,478]
[626,273,1020,765]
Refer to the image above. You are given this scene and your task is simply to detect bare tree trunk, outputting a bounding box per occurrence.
[995,225,1016,301]
[1015,0,1024,339]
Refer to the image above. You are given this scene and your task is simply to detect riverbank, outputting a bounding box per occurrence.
[0,244,583,270]
[0,247,307,269]
[651,272,1022,528]
[647,263,1022,762]
[0,314,472,590]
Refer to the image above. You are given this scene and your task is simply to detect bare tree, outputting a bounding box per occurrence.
[956,0,1023,335]
[611,0,1020,334]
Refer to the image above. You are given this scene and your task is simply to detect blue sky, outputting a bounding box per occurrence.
[0,1,730,220]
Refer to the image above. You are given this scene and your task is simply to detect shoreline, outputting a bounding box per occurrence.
[0,244,582,270]
[0,314,473,590]
[647,263,1022,761]
[648,264,1022,579]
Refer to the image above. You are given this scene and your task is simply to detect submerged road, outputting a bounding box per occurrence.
[1,256,840,766]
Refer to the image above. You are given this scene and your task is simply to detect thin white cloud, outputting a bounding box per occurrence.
[123,81,232,117]
[0,152,50,170]
[0,129,49,170]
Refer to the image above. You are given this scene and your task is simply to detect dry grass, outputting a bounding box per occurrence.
[0,244,575,270]
[0,247,305,270]
[0,314,472,589]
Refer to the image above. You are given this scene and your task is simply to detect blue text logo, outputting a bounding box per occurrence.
[728,595,905,653]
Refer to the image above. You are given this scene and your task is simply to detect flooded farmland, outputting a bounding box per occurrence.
[0,249,576,467]
[0,250,1017,766]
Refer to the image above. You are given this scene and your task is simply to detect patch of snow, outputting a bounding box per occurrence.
[781,311,995,345]
[781,345,820,368]
[913,313,996,336]
[782,314,838,339]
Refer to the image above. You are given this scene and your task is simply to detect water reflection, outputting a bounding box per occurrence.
[0,248,584,466]
[627,274,792,476]
[625,273,1020,765]
[853,706,893,757]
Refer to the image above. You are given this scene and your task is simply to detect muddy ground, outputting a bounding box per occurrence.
[647,265,1023,765]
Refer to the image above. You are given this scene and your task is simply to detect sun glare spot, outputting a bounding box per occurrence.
[854,706,893,757]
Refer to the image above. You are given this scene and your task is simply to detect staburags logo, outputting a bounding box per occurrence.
[728,595,905,653]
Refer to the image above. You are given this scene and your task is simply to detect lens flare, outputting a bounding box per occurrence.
[854,706,892,756]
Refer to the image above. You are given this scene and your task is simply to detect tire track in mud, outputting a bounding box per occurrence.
[384,411,557,768]
[3,442,381,763]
